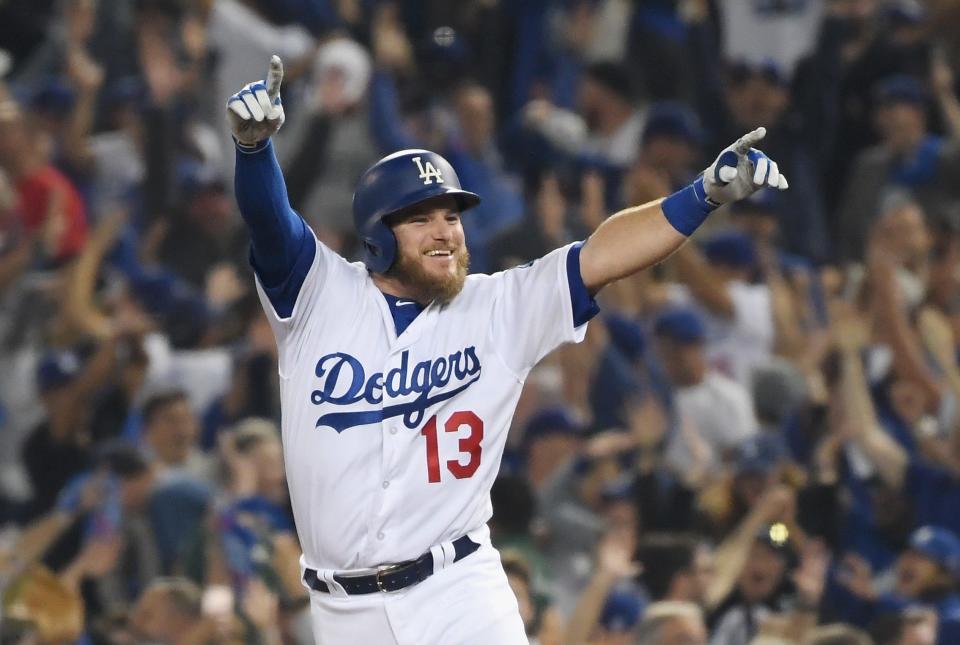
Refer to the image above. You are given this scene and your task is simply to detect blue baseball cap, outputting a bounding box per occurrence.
[874,75,927,108]
[604,313,646,361]
[909,526,960,576]
[653,308,706,345]
[887,0,926,24]
[734,434,787,475]
[600,472,635,503]
[522,407,583,448]
[727,59,788,87]
[30,77,75,117]
[642,102,703,146]
[178,161,226,198]
[703,230,758,270]
[600,587,645,632]
[36,350,83,394]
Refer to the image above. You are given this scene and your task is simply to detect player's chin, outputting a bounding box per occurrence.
[429,254,469,304]
[408,249,469,305]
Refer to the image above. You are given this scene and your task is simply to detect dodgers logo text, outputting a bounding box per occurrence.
[311,347,481,432]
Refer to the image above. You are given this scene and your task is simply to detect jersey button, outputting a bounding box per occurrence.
[382,481,390,489]
[389,427,398,435]
[377,532,385,540]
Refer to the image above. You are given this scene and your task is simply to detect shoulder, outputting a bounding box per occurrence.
[313,237,371,282]
[727,280,769,299]
[704,371,751,399]
[728,281,772,307]
[442,273,498,307]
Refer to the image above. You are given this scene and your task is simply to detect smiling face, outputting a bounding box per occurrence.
[382,196,470,305]
[895,551,950,598]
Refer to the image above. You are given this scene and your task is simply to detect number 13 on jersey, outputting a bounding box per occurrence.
[420,411,484,483]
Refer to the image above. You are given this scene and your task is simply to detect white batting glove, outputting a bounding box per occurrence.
[701,127,789,206]
[226,55,285,146]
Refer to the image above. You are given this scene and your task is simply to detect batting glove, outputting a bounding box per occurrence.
[226,55,285,146]
[701,127,789,206]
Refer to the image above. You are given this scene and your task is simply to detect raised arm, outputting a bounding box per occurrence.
[834,306,909,489]
[565,528,641,645]
[706,485,796,609]
[227,56,315,311]
[932,50,960,142]
[579,128,788,292]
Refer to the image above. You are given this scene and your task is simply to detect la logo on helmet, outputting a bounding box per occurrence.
[412,157,444,185]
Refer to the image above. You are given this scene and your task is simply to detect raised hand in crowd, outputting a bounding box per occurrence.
[372,2,414,73]
[62,43,103,174]
[837,553,877,602]
[705,485,798,609]
[793,539,831,611]
[57,207,133,341]
[931,46,960,140]
[579,171,608,233]
[62,533,125,588]
[535,173,567,245]
[565,526,641,645]
[241,577,281,645]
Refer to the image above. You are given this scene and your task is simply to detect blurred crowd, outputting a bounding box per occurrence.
[0,0,960,643]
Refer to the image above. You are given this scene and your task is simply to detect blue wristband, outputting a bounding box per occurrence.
[660,176,717,236]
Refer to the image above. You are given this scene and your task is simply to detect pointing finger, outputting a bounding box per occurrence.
[266,55,284,102]
[734,127,767,154]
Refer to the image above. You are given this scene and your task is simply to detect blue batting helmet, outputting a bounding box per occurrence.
[352,149,480,273]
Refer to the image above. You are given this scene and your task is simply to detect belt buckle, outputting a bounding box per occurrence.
[375,563,402,592]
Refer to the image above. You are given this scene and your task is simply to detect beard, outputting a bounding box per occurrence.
[387,246,470,305]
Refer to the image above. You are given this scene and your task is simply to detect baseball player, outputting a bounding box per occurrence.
[226,56,787,644]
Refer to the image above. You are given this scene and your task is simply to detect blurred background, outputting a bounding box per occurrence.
[0,0,958,643]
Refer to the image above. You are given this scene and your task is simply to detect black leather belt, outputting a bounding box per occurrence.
[303,535,480,595]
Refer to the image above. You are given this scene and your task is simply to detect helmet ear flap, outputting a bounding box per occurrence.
[361,228,397,274]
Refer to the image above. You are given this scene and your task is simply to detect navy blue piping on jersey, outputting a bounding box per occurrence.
[382,293,425,336]
[234,139,315,318]
[566,241,601,326]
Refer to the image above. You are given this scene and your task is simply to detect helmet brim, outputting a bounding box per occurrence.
[373,187,481,229]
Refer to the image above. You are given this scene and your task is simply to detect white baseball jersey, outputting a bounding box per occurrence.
[255,236,589,571]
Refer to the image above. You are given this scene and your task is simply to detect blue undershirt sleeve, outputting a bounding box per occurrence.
[234,139,316,318]
[566,241,600,327]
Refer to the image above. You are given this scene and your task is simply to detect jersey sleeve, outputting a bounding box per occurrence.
[253,231,356,376]
[234,139,319,317]
[236,140,359,356]
[489,242,599,377]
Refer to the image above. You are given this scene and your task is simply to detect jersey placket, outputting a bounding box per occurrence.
[368,303,430,556]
